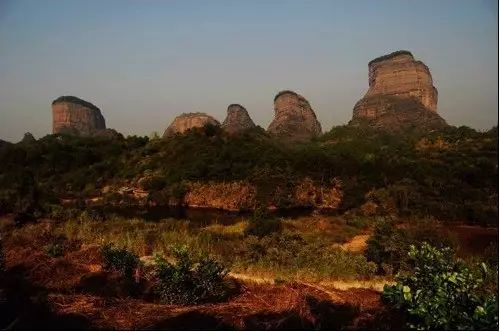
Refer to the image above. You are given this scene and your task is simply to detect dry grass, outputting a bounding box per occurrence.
[282,215,366,243]
[46,282,382,330]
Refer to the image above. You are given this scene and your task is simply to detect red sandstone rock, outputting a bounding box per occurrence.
[52,96,106,136]
[267,90,322,141]
[163,112,220,138]
[222,104,256,134]
[351,51,447,131]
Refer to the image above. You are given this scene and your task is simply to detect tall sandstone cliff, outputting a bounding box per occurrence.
[163,112,220,138]
[267,90,322,141]
[222,104,256,134]
[351,51,447,131]
[52,96,107,136]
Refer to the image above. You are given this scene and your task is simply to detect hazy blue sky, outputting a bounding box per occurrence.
[0,0,497,141]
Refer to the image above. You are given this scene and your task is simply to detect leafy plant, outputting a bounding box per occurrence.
[383,242,498,330]
[45,243,64,257]
[153,246,230,305]
[244,210,282,238]
[101,244,139,279]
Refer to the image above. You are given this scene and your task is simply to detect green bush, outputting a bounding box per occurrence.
[45,243,64,257]
[139,175,167,191]
[366,220,455,274]
[383,243,498,330]
[244,210,282,238]
[101,244,139,279]
[153,246,229,305]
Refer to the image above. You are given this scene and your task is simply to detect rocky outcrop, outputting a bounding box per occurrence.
[163,113,220,138]
[293,178,343,210]
[351,51,447,131]
[268,91,322,141]
[183,181,258,211]
[222,104,256,134]
[52,96,106,136]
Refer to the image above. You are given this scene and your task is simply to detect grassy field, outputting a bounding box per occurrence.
[4,213,379,282]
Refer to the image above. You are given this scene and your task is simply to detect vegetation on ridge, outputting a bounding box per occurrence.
[0,123,496,225]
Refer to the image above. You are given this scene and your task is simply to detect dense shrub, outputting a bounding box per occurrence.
[243,233,377,278]
[45,243,64,257]
[153,246,230,305]
[383,243,498,330]
[139,174,167,191]
[365,219,455,274]
[101,244,139,279]
[244,210,282,238]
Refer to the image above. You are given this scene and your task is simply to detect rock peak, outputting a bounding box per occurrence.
[163,112,220,138]
[222,104,256,134]
[351,51,447,132]
[368,50,414,66]
[52,96,101,113]
[268,90,322,141]
[52,96,107,136]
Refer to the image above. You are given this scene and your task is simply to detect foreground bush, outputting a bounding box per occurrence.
[383,243,498,330]
[153,246,230,305]
[101,244,139,279]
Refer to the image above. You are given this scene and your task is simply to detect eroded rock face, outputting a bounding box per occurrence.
[352,95,448,131]
[52,96,106,136]
[267,91,322,141]
[222,104,256,134]
[351,51,447,131]
[183,181,258,211]
[163,112,220,138]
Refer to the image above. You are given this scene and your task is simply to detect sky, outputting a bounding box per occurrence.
[0,0,498,141]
